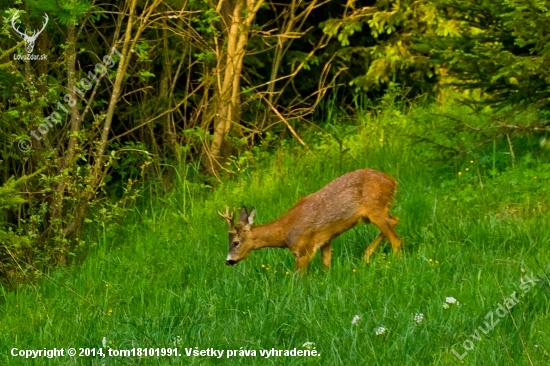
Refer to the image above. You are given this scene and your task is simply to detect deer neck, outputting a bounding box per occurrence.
[249,220,287,249]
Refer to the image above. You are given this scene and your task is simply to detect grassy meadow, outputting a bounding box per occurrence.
[1,102,550,365]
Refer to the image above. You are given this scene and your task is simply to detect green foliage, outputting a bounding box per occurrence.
[0,177,26,212]
[0,169,45,282]
[285,51,319,71]
[1,101,549,364]
[428,0,550,111]
[110,141,153,181]
[194,49,217,66]
[321,0,441,91]
[134,42,153,62]
[320,0,550,112]
[29,0,93,25]
[192,7,220,37]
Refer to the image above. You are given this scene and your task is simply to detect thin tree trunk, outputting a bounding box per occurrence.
[92,0,137,176]
[50,23,83,263]
[70,0,160,239]
[205,0,264,175]
[160,19,178,156]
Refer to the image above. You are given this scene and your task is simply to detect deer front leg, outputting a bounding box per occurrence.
[321,241,332,268]
[294,254,313,273]
[292,240,316,273]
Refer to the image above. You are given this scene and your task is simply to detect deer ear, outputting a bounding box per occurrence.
[239,206,249,224]
[247,207,256,226]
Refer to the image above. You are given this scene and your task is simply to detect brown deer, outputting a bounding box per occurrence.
[218,168,402,271]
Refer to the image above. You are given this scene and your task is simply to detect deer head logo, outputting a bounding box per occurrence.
[11,11,49,54]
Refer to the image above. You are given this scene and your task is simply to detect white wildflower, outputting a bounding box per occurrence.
[173,336,182,347]
[375,326,386,336]
[351,315,360,325]
[443,303,450,309]
[302,342,315,350]
[102,337,107,348]
[414,313,424,323]
[446,297,457,304]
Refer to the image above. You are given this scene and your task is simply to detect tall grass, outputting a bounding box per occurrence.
[1,102,549,365]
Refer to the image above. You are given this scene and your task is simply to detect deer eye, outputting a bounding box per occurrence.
[233,241,240,247]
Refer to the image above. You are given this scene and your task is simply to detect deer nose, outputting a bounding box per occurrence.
[226,259,237,266]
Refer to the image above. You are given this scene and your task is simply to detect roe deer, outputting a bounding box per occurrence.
[218,168,402,272]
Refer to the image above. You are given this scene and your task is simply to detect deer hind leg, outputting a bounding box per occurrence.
[321,241,332,268]
[364,233,384,263]
[388,215,400,227]
[375,215,402,253]
[364,214,402,263]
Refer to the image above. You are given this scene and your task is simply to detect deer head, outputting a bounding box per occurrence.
[11,12,49,54]
[218,206,256,266]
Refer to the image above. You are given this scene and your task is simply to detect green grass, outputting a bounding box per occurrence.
[1,103,550,365]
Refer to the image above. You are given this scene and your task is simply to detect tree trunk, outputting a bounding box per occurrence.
[51,23,82,221]
[160,13,178,157]
[204,0,264,176]
[71,0,160,240]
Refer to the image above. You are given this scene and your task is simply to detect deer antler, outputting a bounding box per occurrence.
[11,11,27,38]
[218,206,235,230]
[28,13,48,42]
[37,14,48,37]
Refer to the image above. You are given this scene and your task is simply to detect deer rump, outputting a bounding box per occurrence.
[283,169,397,248]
